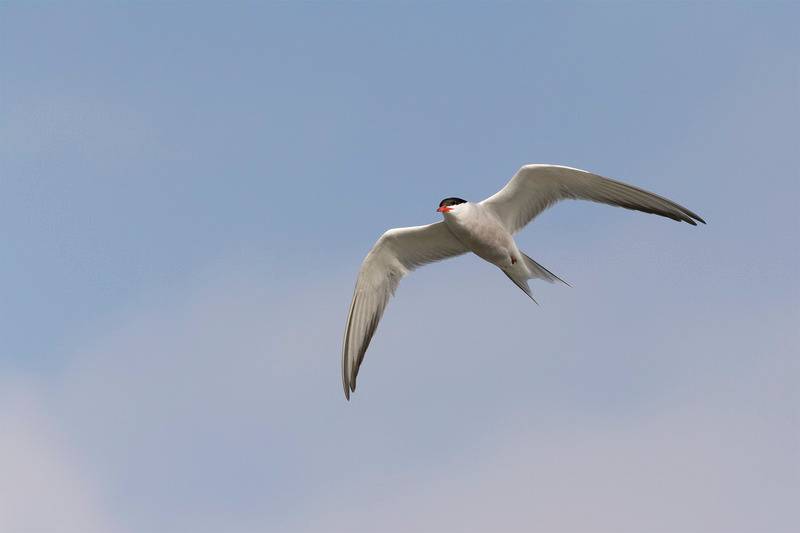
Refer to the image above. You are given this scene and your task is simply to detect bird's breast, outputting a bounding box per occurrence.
[444,206,516,266]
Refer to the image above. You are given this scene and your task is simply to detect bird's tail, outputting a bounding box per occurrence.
[503,270,538,303]
[521,252,569,286]
[503,252,568,303]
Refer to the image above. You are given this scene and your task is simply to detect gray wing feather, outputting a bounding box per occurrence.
[342,222,467,399]
[481,164,705,234]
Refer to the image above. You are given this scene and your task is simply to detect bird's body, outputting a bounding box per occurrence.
[443,202,519,269]
[341,164,705,399]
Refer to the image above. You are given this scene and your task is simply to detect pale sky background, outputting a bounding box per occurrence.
[1,2,798,532]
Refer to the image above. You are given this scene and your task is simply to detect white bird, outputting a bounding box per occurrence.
[341,164,704,399]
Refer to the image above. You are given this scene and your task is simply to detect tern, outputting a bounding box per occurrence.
[342,164,704,399]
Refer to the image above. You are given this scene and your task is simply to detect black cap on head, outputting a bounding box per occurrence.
[438,197,467,208]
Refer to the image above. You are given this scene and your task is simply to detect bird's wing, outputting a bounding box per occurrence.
[342,221,467,399]
[480,164,705,234]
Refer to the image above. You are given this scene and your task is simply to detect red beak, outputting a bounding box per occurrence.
[437,206,452,213]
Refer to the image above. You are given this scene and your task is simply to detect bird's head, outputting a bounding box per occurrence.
[436,197,467,214]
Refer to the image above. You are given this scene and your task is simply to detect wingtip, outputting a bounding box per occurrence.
[684,210,706,225]
[343,378,356,401]
[342,373,352,401]
[680,214,705,226]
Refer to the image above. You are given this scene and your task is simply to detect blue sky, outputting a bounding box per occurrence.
[1,2,798,532]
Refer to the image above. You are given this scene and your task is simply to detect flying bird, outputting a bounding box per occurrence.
[341,164,704,399]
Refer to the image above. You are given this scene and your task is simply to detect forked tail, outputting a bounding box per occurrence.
[503,252,569,302]
[521,252,569,286]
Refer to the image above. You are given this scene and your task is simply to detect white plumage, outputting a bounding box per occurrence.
[342,164,704,399]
